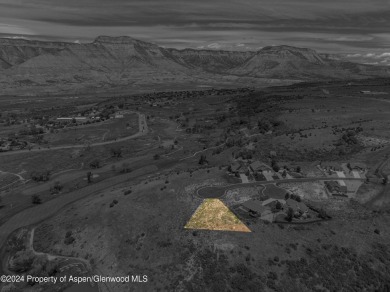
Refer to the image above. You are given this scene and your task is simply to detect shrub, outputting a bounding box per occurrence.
[32,195,41,204]
[89,159,101,169]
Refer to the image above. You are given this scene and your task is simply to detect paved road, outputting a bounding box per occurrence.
[197,176,365,198]
[0,112,148,157]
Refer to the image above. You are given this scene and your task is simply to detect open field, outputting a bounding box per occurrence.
[44,113,138,146]
[1,81,390,291]
[184,198,251,232]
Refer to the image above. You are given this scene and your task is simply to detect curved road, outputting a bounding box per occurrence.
[0,112,148,157]
[0,165,158,254]
[197,177,365,198]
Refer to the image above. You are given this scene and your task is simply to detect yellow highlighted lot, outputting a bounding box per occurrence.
[185,199,251,232]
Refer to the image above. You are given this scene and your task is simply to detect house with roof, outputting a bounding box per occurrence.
[262,198,286,208]
[242,199,270,217]
[260,209,275,223]
[320,162,342,172]
[229,161,245,175]
[349,162,367,172]
[241,199,277,222]
[249,161,265,173]
[285,199,309,214]
[325,181,347,196]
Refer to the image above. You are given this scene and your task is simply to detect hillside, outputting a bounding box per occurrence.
[0,36,389,94]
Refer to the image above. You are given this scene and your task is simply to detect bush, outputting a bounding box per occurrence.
[31,170,50,182]
[64,236,75,245]
[89,159,101,169]
[32,195,41,204]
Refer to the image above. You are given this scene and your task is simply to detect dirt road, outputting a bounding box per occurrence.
[0,164,157,250]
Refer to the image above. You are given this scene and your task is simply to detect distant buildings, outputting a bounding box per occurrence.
[241,196,310,223]
[56,117,87,122]
[320,162,342,172]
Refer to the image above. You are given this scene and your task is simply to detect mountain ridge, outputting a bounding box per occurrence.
[0,35,389,94]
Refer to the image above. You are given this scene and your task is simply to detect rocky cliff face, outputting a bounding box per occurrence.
[0,36,389,94]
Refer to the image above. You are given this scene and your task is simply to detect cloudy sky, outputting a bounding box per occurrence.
[0,0,390,63]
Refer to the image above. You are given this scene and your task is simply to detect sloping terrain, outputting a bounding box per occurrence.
[0,36,389,94]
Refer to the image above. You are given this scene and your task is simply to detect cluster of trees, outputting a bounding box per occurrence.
[31,170,51,182]
[19,125,45,136]
[257,117,282,134]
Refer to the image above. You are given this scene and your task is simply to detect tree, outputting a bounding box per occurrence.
[275,201,282,210]
[50,181,63,194]
[153,154,160,160]
[89,159,100,169]
[318,208,328,219]
[272,163,280,172]
[32,195,41,204]
[296,166,301,173]
[284,193,290,200]
[198,154,208,165]
[110,147,122,158]
[87,171,92,183]
[286,208,294,222]
[121,162,131,173]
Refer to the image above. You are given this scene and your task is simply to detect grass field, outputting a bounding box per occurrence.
[28,167,390,292]
[44,113,138,146]
[184,198,251,232]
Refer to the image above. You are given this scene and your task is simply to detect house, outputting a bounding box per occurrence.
[229,162,245,174]
[260,209,275,222]
[320,162,342,172]
[115,114,124,119]
[250,161,264,173]
[242,200,270,217]
[349,162,366,172]
[262,198,286,207]
[285,199,309,213]
[274,212,287,222]
[325,181,347,196]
